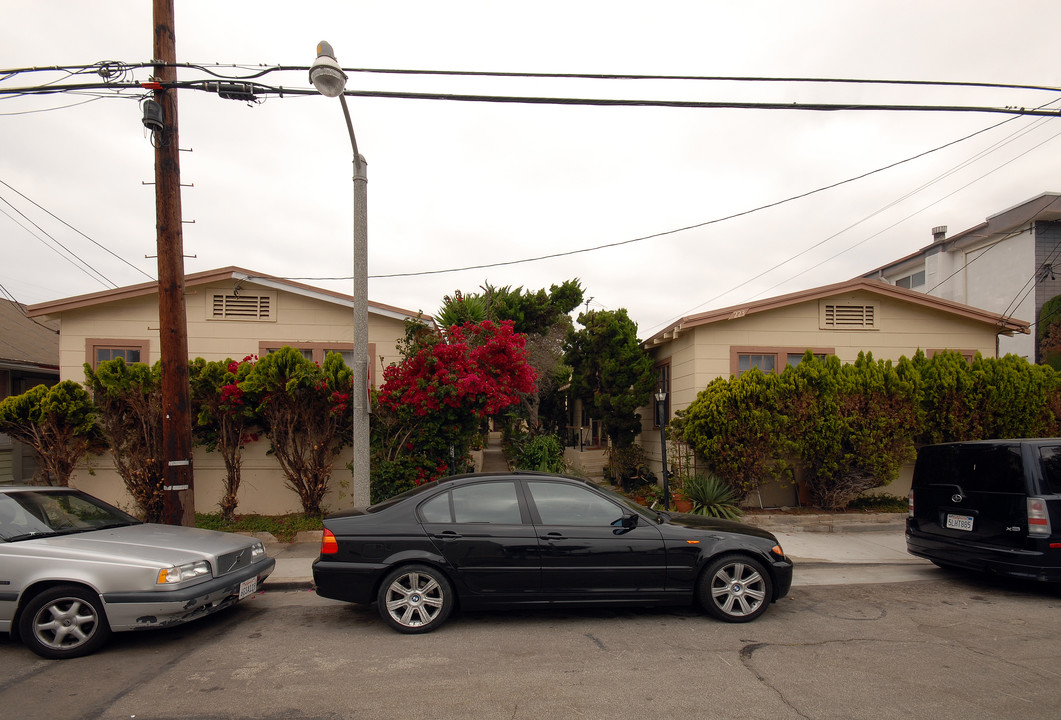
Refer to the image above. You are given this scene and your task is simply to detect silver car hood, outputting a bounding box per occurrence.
[15,523,258,567]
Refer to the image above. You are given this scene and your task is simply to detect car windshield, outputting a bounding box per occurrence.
[0,490,140,542]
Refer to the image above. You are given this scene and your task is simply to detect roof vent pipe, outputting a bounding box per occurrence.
[932,225,948,242]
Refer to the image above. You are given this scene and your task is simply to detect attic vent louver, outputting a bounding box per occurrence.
[824,304,875,328]
[212,293,271,320]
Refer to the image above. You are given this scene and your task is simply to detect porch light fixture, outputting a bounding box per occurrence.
[655,390,670,511]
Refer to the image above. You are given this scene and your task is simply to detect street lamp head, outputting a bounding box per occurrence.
[654,390,668,403]
[310,41,348,98]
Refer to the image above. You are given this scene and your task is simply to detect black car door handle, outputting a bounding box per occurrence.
[540,532,565,540]
[433,531,462,540]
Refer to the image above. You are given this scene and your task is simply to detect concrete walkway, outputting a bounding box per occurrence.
[479,443,509,472]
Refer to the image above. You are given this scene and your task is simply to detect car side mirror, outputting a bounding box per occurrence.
[622,513,639,529]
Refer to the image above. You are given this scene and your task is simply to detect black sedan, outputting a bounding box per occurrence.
[313,473,793,633]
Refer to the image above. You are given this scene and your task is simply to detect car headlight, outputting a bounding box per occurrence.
[157,560,211,584]
[251,541,265,559]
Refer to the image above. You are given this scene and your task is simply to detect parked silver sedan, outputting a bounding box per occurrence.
[0,485,274,659]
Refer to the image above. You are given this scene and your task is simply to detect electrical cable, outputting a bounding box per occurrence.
[0,282,60,334]
[640,98,1061,335]
[0,179,155,281]
[367,114,1023,281]
[743,119,1061,304]
[6,61,1060,95]
[0,95,104,116]
[0,197,117,289]
[3,77,1061,118]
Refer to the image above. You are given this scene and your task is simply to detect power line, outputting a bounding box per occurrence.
[5,61,1060,95]
[0,96,104,116]
[367,114,1021,281]
[0,193,118,289]
[0,203,115,289]
[3,77,1061,118]
[0,283,59,334]
[743,118,1061,303]
[0,179,155,281]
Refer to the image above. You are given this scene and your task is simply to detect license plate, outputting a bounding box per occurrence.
[238,577,257,599]
[946,513,974,531]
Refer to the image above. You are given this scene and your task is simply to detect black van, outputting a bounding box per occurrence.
[907,439,1061,582]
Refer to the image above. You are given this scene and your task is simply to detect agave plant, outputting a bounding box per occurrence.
[683,473,744,520]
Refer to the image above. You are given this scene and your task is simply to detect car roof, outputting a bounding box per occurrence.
[0,485,76,493]
[437,471,597,488]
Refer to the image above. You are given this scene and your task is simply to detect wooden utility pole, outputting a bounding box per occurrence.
[153,0,194,526]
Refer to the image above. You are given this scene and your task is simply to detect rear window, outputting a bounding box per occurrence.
[1038,446,1061,494]
[915,444,1026,494]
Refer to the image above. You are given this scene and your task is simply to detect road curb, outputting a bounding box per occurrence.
[743,513,906,534]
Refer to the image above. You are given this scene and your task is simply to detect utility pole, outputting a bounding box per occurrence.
[153,0,194,525]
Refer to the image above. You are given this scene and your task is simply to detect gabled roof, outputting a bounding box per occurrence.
[644,278,1029,348]
[25,266,427,324]
[0,299,59,371]
[863,192,1061,278]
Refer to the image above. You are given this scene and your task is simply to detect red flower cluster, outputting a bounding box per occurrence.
[227,355,257,375]
[220,383,244,406]
[330,391,350,415]
[378,320,536,418]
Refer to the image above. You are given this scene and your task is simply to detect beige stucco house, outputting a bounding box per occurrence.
[632,278,1030,505]
[26,266,425,515]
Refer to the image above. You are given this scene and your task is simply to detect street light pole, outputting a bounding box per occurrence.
[310,42,370,509]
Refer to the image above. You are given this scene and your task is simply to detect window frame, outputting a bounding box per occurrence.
[730,346,834,377]
[927,348,977,364]
[417,481,529,525]
[86,339,150,369]
[895,270,926,290]
[259,341,377,385]
[525,480,628,527]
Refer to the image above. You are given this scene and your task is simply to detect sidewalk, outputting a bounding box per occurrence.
[262,513,926,591]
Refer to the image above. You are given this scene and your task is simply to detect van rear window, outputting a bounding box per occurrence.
[1038,446,1061,494]
[915,444,1025,493]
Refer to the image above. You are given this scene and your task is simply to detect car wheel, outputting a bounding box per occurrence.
[377,564,454,634]
[19,585,112,659]
[699,554,773,623]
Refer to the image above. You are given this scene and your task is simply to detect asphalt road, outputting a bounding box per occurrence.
[2,568,1060,720]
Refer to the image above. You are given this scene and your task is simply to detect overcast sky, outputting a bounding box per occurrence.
[3,1,1059,338]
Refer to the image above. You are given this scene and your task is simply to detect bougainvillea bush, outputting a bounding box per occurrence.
[371,319,536,502]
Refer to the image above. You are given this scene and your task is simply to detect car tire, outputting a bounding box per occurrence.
[376,564,454,634]
[699,554,773,623]
[19,585,112,659]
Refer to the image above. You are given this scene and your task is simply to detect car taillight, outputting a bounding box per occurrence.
[908,489,915,517]
[1027,498,1052,537]
[321,528,339,554]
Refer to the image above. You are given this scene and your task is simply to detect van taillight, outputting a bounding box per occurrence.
[908,489,915,517]
[1027,498,1051,537]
